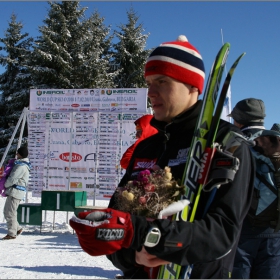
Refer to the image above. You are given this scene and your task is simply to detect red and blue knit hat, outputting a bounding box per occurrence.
[144,35,205,94]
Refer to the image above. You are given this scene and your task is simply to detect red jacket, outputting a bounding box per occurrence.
[120,115,158,169]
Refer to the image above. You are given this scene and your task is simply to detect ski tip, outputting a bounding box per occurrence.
[235,52,246,63]
[223,42,230,48]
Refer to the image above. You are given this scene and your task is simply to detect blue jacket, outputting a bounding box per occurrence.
[251,149,277,215]
[241,125,280,234]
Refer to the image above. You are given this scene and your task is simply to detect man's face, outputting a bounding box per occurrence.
[135,129,142,139]
[146,75,198,123]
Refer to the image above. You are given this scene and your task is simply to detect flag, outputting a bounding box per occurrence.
[221,85,231,122]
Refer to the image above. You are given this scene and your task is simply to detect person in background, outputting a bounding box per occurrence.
[228,98,266,138]
[120,114,158,169]
[70,35,255,279]
[2,146,31,240]
[228,98,280,279]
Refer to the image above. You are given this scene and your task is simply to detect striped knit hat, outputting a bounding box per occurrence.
[144,35,205,94]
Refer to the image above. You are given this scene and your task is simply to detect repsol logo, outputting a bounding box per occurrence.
[96,228,124,241]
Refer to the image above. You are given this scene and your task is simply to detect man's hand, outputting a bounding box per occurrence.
[135,247,170,267]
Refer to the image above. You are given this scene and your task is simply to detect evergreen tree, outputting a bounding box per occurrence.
[30,1,115,89]
[112,7,151,88]
[29,1,86,89]
[72,10,116,88]
[0,13,33,159]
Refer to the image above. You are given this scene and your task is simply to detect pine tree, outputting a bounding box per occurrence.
[29,1,86,88]
[72,10,116,88]
[30,1,116,89]
[0,13,33,158]
[112,7,151,88]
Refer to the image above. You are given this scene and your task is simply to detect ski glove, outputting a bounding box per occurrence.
[69,208,147,256]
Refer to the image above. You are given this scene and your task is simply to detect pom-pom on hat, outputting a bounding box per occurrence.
[144,35,205,94]
[17,146,28,158]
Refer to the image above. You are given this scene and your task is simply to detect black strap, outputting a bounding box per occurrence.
[256,172,277,196]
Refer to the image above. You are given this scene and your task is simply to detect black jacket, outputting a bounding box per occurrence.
[107,100,255,279]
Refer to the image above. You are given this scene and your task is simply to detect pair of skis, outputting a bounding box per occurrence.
[157,43,245,279]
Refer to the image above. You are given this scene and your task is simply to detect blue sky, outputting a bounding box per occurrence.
[0,1,279,129]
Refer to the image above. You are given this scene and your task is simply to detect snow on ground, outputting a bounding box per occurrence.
[0,192,121,279]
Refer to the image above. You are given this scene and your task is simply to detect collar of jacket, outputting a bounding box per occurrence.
[241,126,266,140]
[15,158,31,170]
[150,100,202,134]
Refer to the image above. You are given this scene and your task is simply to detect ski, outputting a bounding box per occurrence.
[157,42,230,279]
[179,52,246,279]
[207,52,246,147]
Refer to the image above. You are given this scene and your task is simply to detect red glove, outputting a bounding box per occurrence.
[69,208,135,256]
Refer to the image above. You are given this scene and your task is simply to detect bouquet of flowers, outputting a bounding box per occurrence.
[115,166,186,219]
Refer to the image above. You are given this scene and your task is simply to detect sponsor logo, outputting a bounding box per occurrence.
[36,90,64,96]
[113,90,137,94]
[59,152,82,162]
[71,104,80,107]
[64,167,87,173]
[49,184,66,188]
[70,182,82,188]
[133,158,157,170]
[84,153,96,162]
[96,228,124,241]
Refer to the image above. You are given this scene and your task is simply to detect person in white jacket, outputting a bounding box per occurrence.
[2,146,31,240]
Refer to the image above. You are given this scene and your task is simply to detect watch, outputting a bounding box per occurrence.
[144,227,161,247]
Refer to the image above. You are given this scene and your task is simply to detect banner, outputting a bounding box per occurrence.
[29,88,147,113]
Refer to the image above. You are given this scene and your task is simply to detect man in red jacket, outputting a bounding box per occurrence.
[120,115,158,169]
